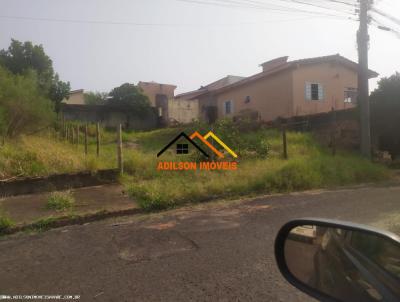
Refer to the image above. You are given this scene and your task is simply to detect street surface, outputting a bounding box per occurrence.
[1,183,400,301]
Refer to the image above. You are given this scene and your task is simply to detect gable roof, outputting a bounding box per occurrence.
[178,54,379,98]
[175,75,244,100]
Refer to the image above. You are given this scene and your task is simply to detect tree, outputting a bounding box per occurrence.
[0,66,55,139]
[84,91,108,105]
[370,72,400,105]
[0,39,70,112]
[48,74,71,113]
[370,72,400,158]
[108,83,152,115]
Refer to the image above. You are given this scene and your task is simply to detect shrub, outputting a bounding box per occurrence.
[0,66,55,139]
[46,191,75,211]
[0,214,14,233]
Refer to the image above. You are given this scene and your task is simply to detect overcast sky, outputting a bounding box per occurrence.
[1,0,399,94]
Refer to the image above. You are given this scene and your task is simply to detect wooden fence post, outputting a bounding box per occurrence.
[331,107,337,156]
[117,124,123,174]
[76,125,80,145]
[282,123,288,159]
[96,123,100,157]
[84,124,88,155]
[71,125,75,144]
[66,125,69,142]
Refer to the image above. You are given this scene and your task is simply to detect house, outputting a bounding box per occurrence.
[62,89,85,105]
[176,54,378,123]
[138,81,177,124]
[172,75,244,123]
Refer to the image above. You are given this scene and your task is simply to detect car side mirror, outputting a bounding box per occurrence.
[275,218,400,302]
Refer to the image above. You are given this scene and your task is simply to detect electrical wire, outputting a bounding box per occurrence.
[0,14,354,27]
[177,0,357,18]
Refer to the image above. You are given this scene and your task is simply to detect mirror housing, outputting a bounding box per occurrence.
[275,218,400,302]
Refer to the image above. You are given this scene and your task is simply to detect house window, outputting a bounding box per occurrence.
[244,96,251,103]
[176,144,189,154]
[305,83,324,101]
[344,87,357,103]
[224,100,233,115]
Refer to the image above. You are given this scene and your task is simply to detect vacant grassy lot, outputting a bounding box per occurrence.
[0,121,390,211]
[120,120,390,210]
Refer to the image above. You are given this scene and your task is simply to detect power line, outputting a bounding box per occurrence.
[0,14,353,27]
[371,7,400,26]
[226,0,357,14]
[371,16,400,39]
[177,0,356,18]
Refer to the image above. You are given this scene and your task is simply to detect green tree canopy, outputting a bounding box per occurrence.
[0,66,55,139]
[108,83,152,115]
[370,72,400,105]
[84,91,108,105]
[0,39,70,112]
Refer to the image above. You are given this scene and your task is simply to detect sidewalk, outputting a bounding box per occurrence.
[0,184,138,226]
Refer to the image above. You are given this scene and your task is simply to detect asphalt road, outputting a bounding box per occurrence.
[1,184,400,302]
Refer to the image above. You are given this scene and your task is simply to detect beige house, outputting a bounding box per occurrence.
[62,89,85,105]
[138,81,177,124]
[177,54,378,123]
[173,75,244,123]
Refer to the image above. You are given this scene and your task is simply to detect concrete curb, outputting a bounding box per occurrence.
[0,207,143,236]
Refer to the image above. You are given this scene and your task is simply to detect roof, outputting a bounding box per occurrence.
[69,89,84,94]
[175,75,244,100]
[138,81,177,89]
[178,54,379,98]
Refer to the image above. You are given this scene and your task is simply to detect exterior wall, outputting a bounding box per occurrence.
[62,90,85,105]
[292,62,357,116]
[214,70,293,122]
[168,98,199,124]
[197,94,218,122]
[61,105,157,131]
[138,82,176,107]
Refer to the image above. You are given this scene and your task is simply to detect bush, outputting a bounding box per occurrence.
[46,191,75,211]
[0,214,14,233]
[0,66,55,139]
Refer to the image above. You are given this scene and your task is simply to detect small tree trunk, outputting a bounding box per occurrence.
[84,124,88,155]
[331,107,337,156]
[282,124,288,159]
[117,124,123,174]
[96,123,100,157]
[76,125,80,145]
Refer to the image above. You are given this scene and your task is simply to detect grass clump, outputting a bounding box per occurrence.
[0,214,14,233]
[31,216,58,231]
[46,191,75,211]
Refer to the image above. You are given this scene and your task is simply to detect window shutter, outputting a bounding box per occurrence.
[305,83,312,100]
[318,84,324,100]
[231,100,234,114]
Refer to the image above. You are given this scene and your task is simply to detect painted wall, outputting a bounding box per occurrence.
[61,105,157,130]
[138,82,176,107]
[168,98,199,124]
[214,70,294,122]
[292,62,357,116]
[62,90,85,105]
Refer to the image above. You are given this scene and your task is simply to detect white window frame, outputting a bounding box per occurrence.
[305,82,324,101]
[344,87,357,103]
[223,100,234,115]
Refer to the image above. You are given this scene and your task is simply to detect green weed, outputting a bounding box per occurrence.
[46,191,75,211]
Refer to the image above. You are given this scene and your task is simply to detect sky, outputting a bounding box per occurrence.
[1,0,399,94]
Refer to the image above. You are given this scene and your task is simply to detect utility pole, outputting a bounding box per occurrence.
[358,0,372,158]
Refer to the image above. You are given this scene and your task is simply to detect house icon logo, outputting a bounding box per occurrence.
[157,131,238,159]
